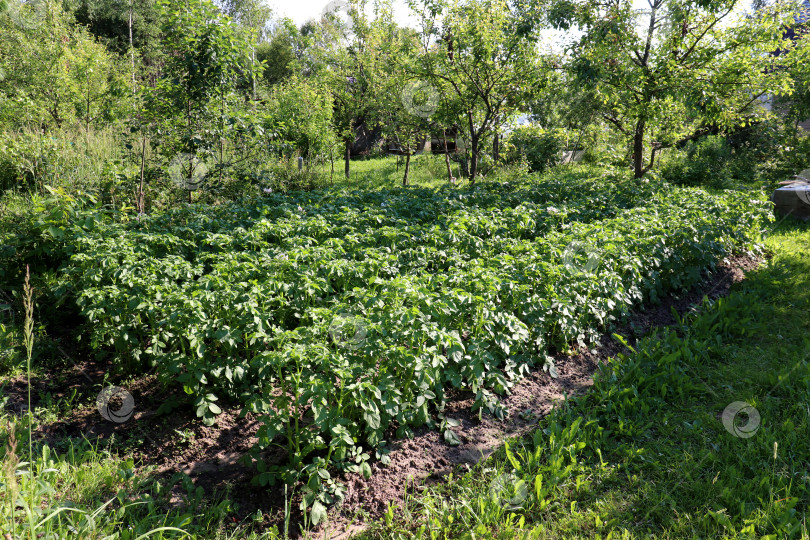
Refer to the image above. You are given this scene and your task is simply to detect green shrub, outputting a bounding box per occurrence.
[659,135,756,188]
[657,124,797,189]
[0,186,115,290]
[757,130,810,191]
[504,125,570,173]
[0,129,122,193]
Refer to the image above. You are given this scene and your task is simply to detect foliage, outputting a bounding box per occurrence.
[309,0,375,180]
[504,125,569,173]
[551,0,806,178]
[261,76,335,160]
[74,0,162,57]
[0,0,131,131]
[0,128,124,193]
[660,135,747,188]
[73,0,163,66]
[255,21,298,87]
[409,0,548,180]
[760,130,810,187]
[774,17,810,134]
[364,4,435,186]
[54,172,769,519]
[0,183,125,300]
[659,121,810,190]
[140,0,262,196]
[1,0,808,531]
[365,219,810,539]
[0,297,252,539]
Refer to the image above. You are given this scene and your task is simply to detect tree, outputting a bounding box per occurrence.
[141,0,261,199]
[308,0,374,180]
[773,4,810,135]
[409,0,546,181]
[217,0,272,99]
[0,0,130,131]
[549,0,804,178]
[73,0,164,86]
[365,0,434,186]
[263,76,335,161]
[256,20,298,86]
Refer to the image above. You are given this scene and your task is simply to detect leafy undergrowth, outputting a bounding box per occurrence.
[366,219,810,539]
[51,170,771,519]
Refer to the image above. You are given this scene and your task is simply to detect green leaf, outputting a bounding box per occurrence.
[443,429,461,446]
[310,501,327,526]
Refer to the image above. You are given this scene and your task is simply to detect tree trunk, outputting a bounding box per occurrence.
[344,137,351,180]
[443,130,453,182]
[138,135,146,214]
[129,6,135,88]
[403,153,411,187]
[632,120,645,179]
[493,132,500,162]
[251,47,257,101]
[85,75,91,133]
[469,135,479,183]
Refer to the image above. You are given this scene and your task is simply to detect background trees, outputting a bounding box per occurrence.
[549,0,805,177]
[0,1,130,131]
[256,20,298,86]
[364,1,435,186]
[1,0,809,201]
[308,0,377,180]
[263,76,335,163]
[409,0,547,181]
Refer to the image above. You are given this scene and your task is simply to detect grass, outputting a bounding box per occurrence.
[306,153,531,191]
[324,154,459,190]
[0,127,124,194]
[361,218,810,539]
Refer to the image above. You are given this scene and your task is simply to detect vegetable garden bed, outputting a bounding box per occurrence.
[56,171,771,520]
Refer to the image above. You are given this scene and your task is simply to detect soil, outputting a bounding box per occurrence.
[2,254,761,538]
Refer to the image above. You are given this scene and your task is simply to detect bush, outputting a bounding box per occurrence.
[0,129,123,193]
[757,130,810,191]
[504,125,569,173]
[231,156,333,194]
[0,187,113,288]
[659,134,762,189]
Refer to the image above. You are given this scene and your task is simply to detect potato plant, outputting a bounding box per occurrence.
[57,172,770,514]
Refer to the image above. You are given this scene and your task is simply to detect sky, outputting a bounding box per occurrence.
[269,0,757,29]
[268,0,757,52]
[269,0,419,28]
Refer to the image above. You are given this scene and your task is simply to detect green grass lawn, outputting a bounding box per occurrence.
[364,218,810,540]
[308,153,523,191]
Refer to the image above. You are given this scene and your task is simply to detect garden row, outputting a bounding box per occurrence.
[56,173,771,513]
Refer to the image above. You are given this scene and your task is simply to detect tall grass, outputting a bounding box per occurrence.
[0,127,123,194]
[23,266,32,468]
[0,267,192,539]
